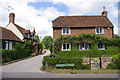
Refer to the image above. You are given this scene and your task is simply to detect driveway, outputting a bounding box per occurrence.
[2,53,119,78]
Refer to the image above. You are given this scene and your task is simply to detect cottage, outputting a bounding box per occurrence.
[52,7,114,51]
[2,13,39,54]
[0,26,23,49]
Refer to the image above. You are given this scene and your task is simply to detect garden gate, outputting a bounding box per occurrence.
[91,58,100,69]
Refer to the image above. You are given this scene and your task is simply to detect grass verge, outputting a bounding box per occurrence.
[46,68,119,74]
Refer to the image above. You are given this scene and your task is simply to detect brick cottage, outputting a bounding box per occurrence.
[52,7,114,51]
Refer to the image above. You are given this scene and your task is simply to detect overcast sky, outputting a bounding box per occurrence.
[0,0,119,38]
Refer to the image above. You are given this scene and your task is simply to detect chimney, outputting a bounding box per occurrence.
[9,13,15,23]
[33,28,35,34]
[102,7,107,17]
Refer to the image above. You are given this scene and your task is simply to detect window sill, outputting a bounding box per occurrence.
[62,49,71,51]
[79,49,89,50]
[99,49,105,50]
[62,34,70,35]
[96,33,104,34]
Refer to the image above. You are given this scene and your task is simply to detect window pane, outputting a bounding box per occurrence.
[5,41,8,49]
[96,28,99,33]
[85,43,87,49]
[82,43,84,47]
[100,28,102,33]
[63,44,66,49]
[9,41,12,50]
[98,44,100,49]
[63,28,65,34]
[66,28,69,34]
[67,44,70,49]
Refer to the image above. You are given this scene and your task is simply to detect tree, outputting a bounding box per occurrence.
[42,36,53,49]
[114,34,120,39]
[35,34,40,42]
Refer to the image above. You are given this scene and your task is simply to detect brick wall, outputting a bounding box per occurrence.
[53,27,113,42]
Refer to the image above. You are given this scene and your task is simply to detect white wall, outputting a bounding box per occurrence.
[6,23,24,41]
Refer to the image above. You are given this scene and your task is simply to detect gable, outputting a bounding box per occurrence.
[6,23,24,41]
[0,26,22,42]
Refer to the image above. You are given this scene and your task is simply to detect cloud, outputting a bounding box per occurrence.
[51,0,119,34]
[0,1,65,38]
[0,0,119,41]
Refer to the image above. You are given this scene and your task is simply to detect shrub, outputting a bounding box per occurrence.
[106,63,117,69]
[42,56,90,70]
[2,41,32,63]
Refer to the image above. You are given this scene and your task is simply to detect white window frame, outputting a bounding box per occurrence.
[9,41,12,50]
[5,41,8,49]
[98,44,105,50]
[62,28,70,35]
[95,27,104,34]
[79,43,90,50]
[62,43,71,51]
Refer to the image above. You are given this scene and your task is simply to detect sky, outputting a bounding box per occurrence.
[0,0,119,39]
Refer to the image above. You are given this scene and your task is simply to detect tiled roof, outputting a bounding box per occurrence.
[13,23,37,41]
[0,26,23,42]
[52,16,113,28]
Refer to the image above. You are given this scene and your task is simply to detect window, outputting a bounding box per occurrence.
[98,44,105,50]
[79,43,90,50]
[5,41,8,49]
[9,41,12,50]
[62,28,70,35]
[28,34,30,38]
[62,43,71,51]
[32,36,34,39]
[96,27,104,34]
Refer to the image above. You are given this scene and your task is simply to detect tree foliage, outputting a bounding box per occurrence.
[42,36,53,49]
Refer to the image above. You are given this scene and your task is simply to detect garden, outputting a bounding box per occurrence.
[42,33,120,72]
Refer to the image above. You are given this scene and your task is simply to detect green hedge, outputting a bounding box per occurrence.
[42,56,90,70]
[1,41,32,63]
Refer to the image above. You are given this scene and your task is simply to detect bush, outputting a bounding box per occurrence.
[106,63,117,69]
[42,56,90,70]
[2,41,32,63]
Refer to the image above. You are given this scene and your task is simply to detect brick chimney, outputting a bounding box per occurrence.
[102,7,107,17]
[9,13,15,23]
[33,28,35,34]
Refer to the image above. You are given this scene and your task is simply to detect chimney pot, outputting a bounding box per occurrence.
[102,7,107,17]
[9,13,15,23]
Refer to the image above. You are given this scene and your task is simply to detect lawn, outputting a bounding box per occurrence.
[46,68,119,74]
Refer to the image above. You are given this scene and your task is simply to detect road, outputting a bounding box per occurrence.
[2,53,119,78]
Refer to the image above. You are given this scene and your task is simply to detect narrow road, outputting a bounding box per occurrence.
[2,53,119,78]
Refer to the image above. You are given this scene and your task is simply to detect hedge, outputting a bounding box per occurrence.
[42,56,90,70]
[1,41,32,63]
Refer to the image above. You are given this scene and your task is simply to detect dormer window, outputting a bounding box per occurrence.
[62,28,70,35]
[96,27,104,34]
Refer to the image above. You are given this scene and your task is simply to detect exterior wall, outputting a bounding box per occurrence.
[53,27,113,42]
[6,23,24,41]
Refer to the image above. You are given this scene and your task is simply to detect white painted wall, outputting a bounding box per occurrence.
[6,23,24,41]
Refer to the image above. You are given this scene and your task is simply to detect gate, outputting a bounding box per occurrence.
[91,58,100,69]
